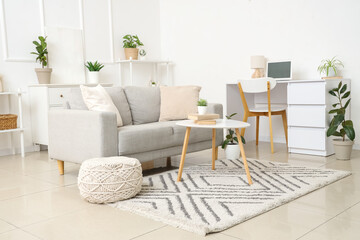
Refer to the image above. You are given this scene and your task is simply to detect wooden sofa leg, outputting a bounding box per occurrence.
[166,157,172,167]
[57,160,64,175]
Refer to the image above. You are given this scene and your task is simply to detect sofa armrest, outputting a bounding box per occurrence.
[48,109,118,163]
[207,103,223,118]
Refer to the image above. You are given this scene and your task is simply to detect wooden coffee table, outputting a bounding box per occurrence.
[176,119,252,185]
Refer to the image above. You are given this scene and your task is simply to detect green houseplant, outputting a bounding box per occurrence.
[317,56,344,77]
[85,61,104,84]
[197,99,207,115]
[122,34,144,60]
[221,113,246,160]
[31,36,52,84]
[327,81,355,160]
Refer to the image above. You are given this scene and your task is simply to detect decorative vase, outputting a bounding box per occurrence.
[35,68,52,84]
[333,139,354,160]
[225,144,240,160]
[198,106,207,115]
[124,48,139,60]
[88,72,100,84]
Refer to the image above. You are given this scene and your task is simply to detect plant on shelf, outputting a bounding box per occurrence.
[139,49,147,60]
[222,113,245,160]
[85,61,104,84]
[31,36,52,84]
[317,56,344,77]
[122,34,144,60]
[326,81,355,160]
[197,98,208,115]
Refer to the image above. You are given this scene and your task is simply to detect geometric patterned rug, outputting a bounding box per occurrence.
[109,158,351,235]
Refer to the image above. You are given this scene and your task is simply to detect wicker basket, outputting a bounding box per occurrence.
[0,114,17,130]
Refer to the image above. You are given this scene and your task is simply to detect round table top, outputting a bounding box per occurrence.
[176,119,250,129]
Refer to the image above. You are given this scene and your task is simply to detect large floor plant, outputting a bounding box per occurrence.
[326,81,355,160]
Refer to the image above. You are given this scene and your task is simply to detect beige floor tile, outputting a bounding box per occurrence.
[222,203,332,240]
[0,171,58,201]
[0,187,90,227]
[28,165,80,186]
[298,217,360,240]
[23,205,165,240]
[0,229,40,240]
[132,225,239,240]
[323,157,360,172]
[336,202,360,223]
[0,219,15,234]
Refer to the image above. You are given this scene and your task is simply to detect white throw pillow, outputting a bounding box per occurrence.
[80,85,123,126]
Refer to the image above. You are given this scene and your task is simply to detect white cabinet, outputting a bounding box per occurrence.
[29,84,112,146]
[287,79,351,156]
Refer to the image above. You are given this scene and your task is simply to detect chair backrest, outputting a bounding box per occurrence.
[238,78,276,93]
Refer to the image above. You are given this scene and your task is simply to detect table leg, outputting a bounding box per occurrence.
[212,128,216,170]
[177,127,191,182]
[235,128,253,185]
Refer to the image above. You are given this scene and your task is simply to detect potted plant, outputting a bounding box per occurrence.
[197,99,207,115]
[85,61,104,84]
[31,36,52,84]
[327,81,355,160]
[139,48,147,61]
[317,56,344,78]
[150,81,157,87]
[122,34,144,60]
[221,113,246,160]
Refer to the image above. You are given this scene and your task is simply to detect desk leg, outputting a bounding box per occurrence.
[212,128,216,170]
[235,128,253,185]
[177,127,191,182]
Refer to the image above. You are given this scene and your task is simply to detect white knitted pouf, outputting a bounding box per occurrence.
[78,156,142,204]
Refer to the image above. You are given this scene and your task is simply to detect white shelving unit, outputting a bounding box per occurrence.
[0,89,25,157]
[116,59,172,86]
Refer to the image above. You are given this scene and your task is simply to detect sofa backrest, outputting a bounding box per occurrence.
[123,86,160,125]
[67,87,133,126]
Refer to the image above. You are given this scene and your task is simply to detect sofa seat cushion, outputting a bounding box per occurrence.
[118,121,213,155]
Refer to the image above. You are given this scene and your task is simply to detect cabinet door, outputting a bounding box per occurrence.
[288,105,326,128]
[288,127,326,151]
[288,82,326,104]
[49,88,71,106]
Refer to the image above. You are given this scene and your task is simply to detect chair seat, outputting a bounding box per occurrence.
[249,106,286,113]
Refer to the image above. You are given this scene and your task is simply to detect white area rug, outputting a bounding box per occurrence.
[109,158,351,235]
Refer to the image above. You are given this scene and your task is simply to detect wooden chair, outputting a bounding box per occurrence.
[237,78,288,153]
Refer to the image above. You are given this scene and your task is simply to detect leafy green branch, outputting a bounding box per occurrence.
[221,113,246,149]
[122,34,143,48]
[30,36,48,68]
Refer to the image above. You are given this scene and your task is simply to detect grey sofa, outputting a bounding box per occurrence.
[48,86,223,174]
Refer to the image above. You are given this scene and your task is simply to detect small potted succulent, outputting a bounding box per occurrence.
[149,80,157,87]
[85,61,104,84]
[139,48,147,61]
[122,34,144,60]
[197,99,207,115]
[317,56,344,78]
[222,113,246,160]
[327,81,355,160]
[31,36,52,84]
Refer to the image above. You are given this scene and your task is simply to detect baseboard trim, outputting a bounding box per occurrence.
[0,145,40,157]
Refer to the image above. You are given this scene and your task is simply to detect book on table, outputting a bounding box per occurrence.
[188,114,220,121]
[194,120,216,125]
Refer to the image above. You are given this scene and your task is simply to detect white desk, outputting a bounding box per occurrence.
[226,79,351,156]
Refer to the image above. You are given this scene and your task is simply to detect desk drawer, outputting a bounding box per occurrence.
[288,127,326,151]
[288,82,325,104]
[288,105,326,127]
[49,88,71,105]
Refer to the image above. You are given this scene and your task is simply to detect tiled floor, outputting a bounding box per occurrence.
[0,141,359,240]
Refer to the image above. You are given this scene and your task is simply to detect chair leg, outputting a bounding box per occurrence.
[256,116,260,145]
[268,113,274,153]
[281,111,288,146]
[240,113,248,136]
[57,160,64,175]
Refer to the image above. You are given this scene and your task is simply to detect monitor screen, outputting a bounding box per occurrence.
[267,61,292,79]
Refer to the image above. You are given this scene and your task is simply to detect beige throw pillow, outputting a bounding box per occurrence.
[159,85,201,121]
[80,85,123,126]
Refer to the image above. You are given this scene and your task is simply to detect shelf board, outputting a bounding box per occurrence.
[0,92,23,95]
[116,59,171,64]
[0,128,24,133]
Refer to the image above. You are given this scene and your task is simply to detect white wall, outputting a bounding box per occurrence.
[159,0,360,147]
[0,0,161,155]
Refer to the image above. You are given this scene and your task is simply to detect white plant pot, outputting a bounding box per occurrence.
[198,106,207,115]
[225,144,241,160]
[321,68,336,78]
[333,139,354,160]
[88,72,100,84]
[139,55,146,61]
